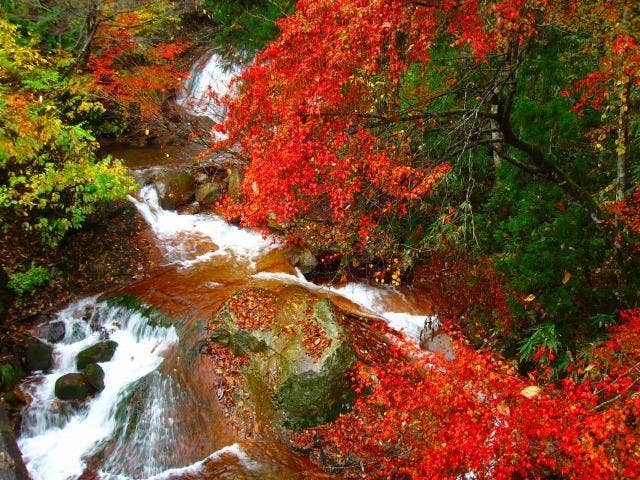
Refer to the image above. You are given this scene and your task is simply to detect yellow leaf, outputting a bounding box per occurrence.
[524,294,536,303]
[521,385,541,399]
[562,271,572,285]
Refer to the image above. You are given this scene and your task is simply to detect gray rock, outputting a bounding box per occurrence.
[298,249,318,274]
[195,181,222,206]
[25,338,53,372]
[54,373,90,401]
[76,341,117,370]
[420,331,456,361]
[34,320,65,343]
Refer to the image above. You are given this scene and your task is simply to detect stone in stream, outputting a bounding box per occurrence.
[155,169,196,210]
[76,340,118,370]
[209,287,356,431]
[82,363,105,392]
[54,373,90,401]
[34,320,66,343]
[25,338,53,372]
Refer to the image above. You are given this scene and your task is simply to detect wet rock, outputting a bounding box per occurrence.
[298,249,318,274]
[34,320,66,343]
[25,338,53,372]
[195,181,222,206]
[0,406,30,480]
[274,343,355,429]
[209,327,269,356]
[54,373,90,401]
[283,248,318,274]
[156,169,196,210]
[210,288,356,431]
[76,340,118,369]
[83,363,105,392]
[0,268,12,323]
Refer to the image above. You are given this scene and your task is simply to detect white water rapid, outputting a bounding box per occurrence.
[18,298,179,480]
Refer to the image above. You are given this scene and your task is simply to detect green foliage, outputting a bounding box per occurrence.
[8,265,51,294]
[203,0,294,54]
[0,362,22,392]
[519,323,560,361]
[0,17,136,245]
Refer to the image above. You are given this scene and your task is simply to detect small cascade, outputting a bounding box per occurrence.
[253,270,439,341]
[175,52,241,121]
[18,299,179,480]
[129,185,277,268]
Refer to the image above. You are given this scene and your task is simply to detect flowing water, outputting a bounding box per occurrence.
[17,52,436,480]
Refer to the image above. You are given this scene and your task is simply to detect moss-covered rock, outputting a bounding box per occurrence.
[76,340,117,369]
[25,338,53,372]
[55,373,90,401]
[209,286,356,432]
[274,343,355,429]
[156,169,196,210]
[195,181,222,206]
[209,327,269,356]
[105,294,173,328]
[83,363,105,392]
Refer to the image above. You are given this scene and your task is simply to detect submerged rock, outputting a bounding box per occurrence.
[83,363,105,392]
[25,338,53,372]
[156,169,196,210]
[209,287,356,432]
[55,373,90,401]
[76,340,118,369]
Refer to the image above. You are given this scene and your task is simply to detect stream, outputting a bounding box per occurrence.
[16,52,436,480]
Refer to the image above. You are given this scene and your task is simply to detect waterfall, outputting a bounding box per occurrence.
[175,52,241,121]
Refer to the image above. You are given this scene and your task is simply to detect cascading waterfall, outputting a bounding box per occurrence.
[175,52,241,121]
[17,50,438,480]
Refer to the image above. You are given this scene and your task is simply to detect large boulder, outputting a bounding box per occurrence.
[76,340,117,369]
[54,373,90,401]
[83,363,105,392]
[156,169,196,210]
[208,287,356,431]
[195,181,222,207]
[25,338,53,372]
